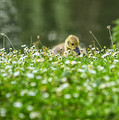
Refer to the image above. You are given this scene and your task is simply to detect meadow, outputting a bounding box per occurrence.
[0,43,119,120]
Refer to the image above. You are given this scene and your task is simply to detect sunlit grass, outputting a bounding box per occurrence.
[0,45,119,120]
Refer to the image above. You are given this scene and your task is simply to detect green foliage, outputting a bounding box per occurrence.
[113,19,119,47]
[0,46,119,120]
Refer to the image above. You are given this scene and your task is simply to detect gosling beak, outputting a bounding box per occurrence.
[74,47,80,55]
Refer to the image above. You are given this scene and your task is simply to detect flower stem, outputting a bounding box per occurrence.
[89,31,102,50]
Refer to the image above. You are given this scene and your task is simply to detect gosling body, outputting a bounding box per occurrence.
[52,43,65,55]
[52,35,82,55]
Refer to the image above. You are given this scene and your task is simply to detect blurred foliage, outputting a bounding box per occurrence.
[1,0,119,49]
[0,0,20,48]
[113,19,119,47]
[11,0,103,47]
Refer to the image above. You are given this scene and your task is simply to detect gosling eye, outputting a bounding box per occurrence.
[71,43,74,46]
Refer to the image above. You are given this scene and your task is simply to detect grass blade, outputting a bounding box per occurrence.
[89,31,103,50]
[1,33,16,50]
[107,25,114,51]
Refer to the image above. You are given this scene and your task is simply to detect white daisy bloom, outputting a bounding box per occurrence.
[29,111,40,119]
[13,101,22,108]
[64,94,71,99]
[43,93,49,98]
[13,71,20,77]
[26,73,34,79]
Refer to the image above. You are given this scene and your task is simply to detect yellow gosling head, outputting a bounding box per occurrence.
[65,35,80,55]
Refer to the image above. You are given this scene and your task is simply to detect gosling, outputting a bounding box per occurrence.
[52,35,81,55]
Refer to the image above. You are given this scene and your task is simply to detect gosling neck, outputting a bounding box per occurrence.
[65,39,70,51]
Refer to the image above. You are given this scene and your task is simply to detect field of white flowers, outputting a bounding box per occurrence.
[0,45,119,120]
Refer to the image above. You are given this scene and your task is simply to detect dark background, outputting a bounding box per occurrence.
[0,0,119,49]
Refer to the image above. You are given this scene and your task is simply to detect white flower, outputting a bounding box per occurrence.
[64,94,71,99]
[5,65,12,69]
[52,62,58,65]
[27,67,35,70]
[32,70,38,73]
[88,92,93,96]
[86,110,92,115]
[102,53,110,58]
[61,77,67,82]
[112,51,119,57]
[26,105,34,111]
[33,52,40,56]
[5,93,11,98]
[64,67,70,71]
[107,81,115,87]
[82,65,87,68]
[81,73,87,78]
[79,54,83,57]
[48,78,52,82]
[90,62,93,65]
[41,80,47,84]
[13,71,20,77]
[92,47,95,50]
[71,61,77,65]
[49,57,52,61]
[30,82,37,87]
[56,83,69,92]
[78,61,81,64]
[20,89,28,96]
[60,83,69,89]
[104,91,109,96]
[104,59,107,62]
[108,49,113,52]
[88,70,96,74]
[13,101,22,108]
[42,69,47,73]
[1,33,5,36]
[109,65,116,69]
[18,113,25,119]
[78,68,85,73]
[99,83,107,89]
[112,88,119,92]
[83,82,88,87]
[9,48,12,50]
[73,93,79,98]
[92,83,97,87]
[65,60,70,64]
[2,73,7,77]
[114,59,119,64]
[40,58,45,62]
[0,108,7,117]
[8,69,12,74]
[56,87,62,92]
[97,65,104,71]
[50,67,56,71]
[103,76,109,81]
[36,76,42,80]
[26,73,34,79]
[43,93,49,98]
[87,86,93,91]
[21,44,26,47]
[11,81,17,85]
[27,91,36,96]
[29,111,40,119]
[58,56,62,60]
[12,61,17,64]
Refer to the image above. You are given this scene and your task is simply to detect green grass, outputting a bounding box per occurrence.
[0,45,119,120]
